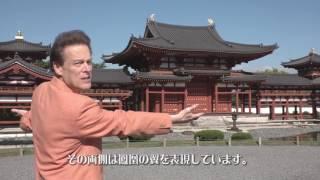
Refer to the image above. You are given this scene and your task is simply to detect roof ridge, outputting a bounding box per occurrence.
[0,39,50,48]
[150,20,210,29]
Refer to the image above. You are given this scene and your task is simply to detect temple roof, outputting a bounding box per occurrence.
[0,56,52,79]
[92,69,133,84]
[0,38,50,60]
[0,56,133,85]
[0,39,50,52]
[223,74,314,87]
[104,19,278,67]
[282,49,320,68]
[141,21,277,54]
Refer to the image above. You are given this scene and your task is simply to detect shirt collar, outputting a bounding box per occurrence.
[50,76,78,93]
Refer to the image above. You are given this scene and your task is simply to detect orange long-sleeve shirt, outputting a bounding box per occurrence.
[21,77,172,180]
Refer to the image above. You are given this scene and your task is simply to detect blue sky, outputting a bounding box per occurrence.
[0,0,319,72]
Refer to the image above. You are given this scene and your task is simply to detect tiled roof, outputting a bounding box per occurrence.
[136,21,278,54]
[104,20,278,68]
[0,39,50,52]
[282,51,320,68]
[92,69,133,84]
[0,56,52,78]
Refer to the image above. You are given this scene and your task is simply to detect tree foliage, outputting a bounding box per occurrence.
[257,67,288,75]
[34,60,50,69]
[33,60,106,69]
[93,62,106,69]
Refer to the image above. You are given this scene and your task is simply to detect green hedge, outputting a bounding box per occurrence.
[194,130,224,141]
[231,132,253,140]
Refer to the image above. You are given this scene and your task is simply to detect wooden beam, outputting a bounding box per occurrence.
[148,91,185,95]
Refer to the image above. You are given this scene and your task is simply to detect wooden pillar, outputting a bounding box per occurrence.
[294,105,298,120]
[140,88,145,111]
[184,86,188,108]
[146,86,149,112]
[256,92,261,114]
[214,83,218,112]
[299,98,303,119]
[235,85,239,113]
[242,94,246,113]
[118,99,123,110]
[207,78,212,113]
[282,105,285,120]
[311,91,317,119]
[161,86,165,113]
[98,98,103,108]
[248,88,252,113]
[271,97,275,120]
[285,97,289,120]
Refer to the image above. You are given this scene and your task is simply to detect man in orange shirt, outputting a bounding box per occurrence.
[13,30,202,180]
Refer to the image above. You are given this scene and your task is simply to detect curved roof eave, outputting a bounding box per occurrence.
[282,53,320,68]
[0,59,52,79]
[133,39,277,55]
[102,37,136,64]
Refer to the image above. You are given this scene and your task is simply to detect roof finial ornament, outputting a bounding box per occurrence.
[310,48,316,54]
[148,13,156,22]
[15,30,24,40]
[208,18,215,26]
[13,52,22,60]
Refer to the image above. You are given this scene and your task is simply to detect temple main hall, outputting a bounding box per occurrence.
[0,18,319,126]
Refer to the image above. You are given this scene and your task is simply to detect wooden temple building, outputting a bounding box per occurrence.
[0,18,319,126]
[104,18,279,114]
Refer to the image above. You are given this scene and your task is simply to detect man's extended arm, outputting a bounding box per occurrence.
[76,100,202,138]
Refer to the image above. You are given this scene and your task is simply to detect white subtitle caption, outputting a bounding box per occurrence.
[67,153,247,166]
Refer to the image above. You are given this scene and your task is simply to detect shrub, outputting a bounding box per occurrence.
[194,130,224,141]
[303,111,310,115]
[181,131,194,135]
[231,132,253,140]
[119,135,153,142]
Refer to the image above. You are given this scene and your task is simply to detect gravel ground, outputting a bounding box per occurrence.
[249,125,320,139]
[0,146,319,180]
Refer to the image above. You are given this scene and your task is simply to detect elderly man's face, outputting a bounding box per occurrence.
[54,44,92,91]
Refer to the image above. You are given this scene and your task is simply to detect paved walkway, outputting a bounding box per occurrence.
[0,146,319,180]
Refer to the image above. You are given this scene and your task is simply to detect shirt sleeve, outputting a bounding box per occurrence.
[76,99,172,138]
